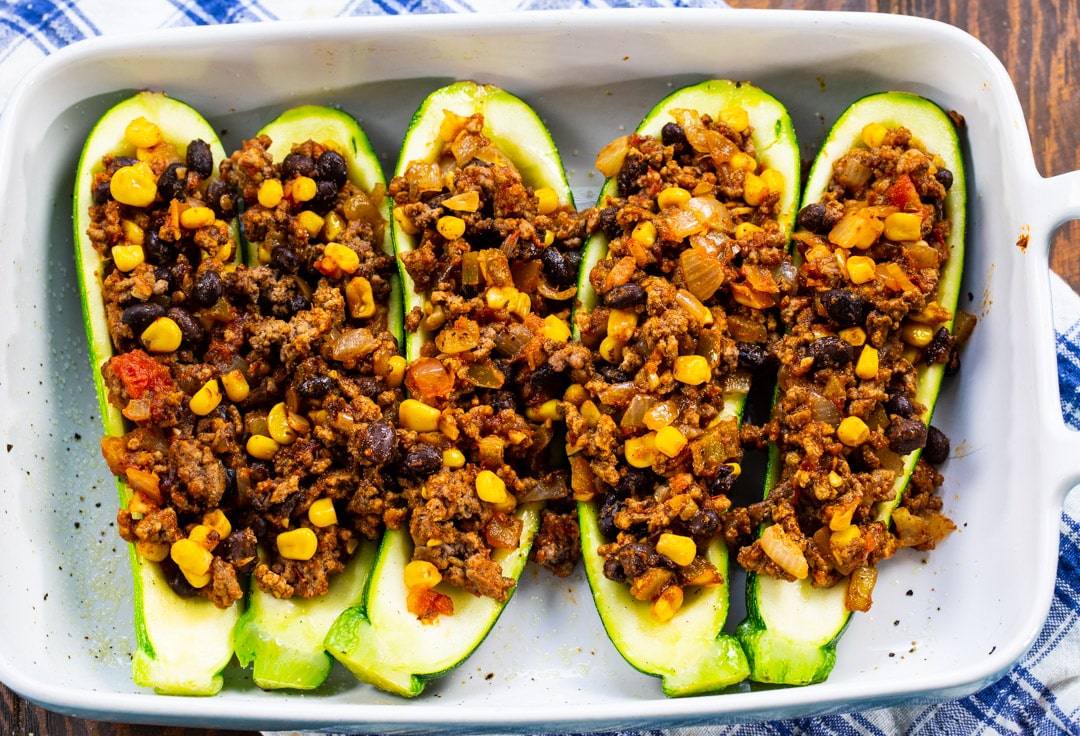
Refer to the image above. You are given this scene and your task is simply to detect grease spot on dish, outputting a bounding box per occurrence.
[1016,224,1030,251]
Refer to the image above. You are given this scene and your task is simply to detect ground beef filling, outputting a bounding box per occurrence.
[389,111,591,617]
[96,127,401,607]
[562,109,794,621]
[734,125,962,610]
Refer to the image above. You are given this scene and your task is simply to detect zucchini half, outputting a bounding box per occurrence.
[324,81,571,697]
[73,91,241,695]
[573,80,800,696]
[229,105,395,690]
[735,91,967,686]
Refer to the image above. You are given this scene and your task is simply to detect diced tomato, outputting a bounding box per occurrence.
[885,174,921,210]
[407,586,455,623]
[109,349,174,400]
[484,511,523,550]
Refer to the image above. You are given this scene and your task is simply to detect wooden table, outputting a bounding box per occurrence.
[4,1,1077,734]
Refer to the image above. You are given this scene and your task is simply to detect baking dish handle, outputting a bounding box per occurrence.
[1031,169,1080,503]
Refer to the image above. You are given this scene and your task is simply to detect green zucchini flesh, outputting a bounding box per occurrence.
[230,105,395,690]
[735,91,967,685]
[572,80,800,696]
[73,91,240,696]
[324,81,573,697]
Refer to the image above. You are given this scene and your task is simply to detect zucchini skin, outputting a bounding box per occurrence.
[73,91,240,696]
[229,105,394,691]
[572,80,800,696]
[735,91,967,686]
[323,81,573,697]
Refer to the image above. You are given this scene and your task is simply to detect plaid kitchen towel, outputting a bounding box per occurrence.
[2,1,1079,734]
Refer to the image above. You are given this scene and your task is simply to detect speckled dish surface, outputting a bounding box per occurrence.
[0,8,1078,732]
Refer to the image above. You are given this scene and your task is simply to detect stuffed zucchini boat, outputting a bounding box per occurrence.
[74,91,242,695]
[565,79,800,695]
[222,105,398,690]
[734,91,968,685]
[324,81,588,697]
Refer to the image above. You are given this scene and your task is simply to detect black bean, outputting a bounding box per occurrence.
[923,425,950,464]
[282,152,316,180]
[598,205,622,240]
[489,390,518,414]
[156,162,188,203]
[884,391,917,418]
[540,247,575,288]
[270,244,299,273]
[737,342,774,372]
[598,492,621,539]
[108,156,138,173]
[563,249,582,275]
[359,420,396,466]
[885,416,928,455]
[616,467,655,498]
[308,179,339,215]
[797,202,831,234]
[205,178,235,219]
[185,139,213,179]
[315,150,348,188]
[925,327,956,365]
[402,444,442,477]
[167,306,204,344]
[92,180,113,205]
[190,270,223,308]
[617,152,648,197]
[806,335,854,367]
[687,508,721,541]
[819,289,870,328]
[161,559,199,599]
[289,294,310,314]
[661,122,689,157]
[604,542,662,582]
[143,230,174,266]
[603,283,647,309]
[121,302,166,334]
[709,463,738,496]
[218,529,257,575]
[935,168,954,191]
[297,375,334,399]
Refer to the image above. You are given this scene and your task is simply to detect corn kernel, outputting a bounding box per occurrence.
[485,285,518,310]
[110,163,157,208]
[246,434,280,460]
[322,242,360,274]
[182,569,212,589]
[861,122,889,149]
[542,314,572,343]
[657,186,692,210]
[624,433,658,468]
[656,533,697,567]
[760,168,785,196]
[599,336,625,364]
[399,399,441,432]
[297,209,324,237]
[124,116,162,149]
[188,524,219,551]
[509,291,532,319]
[289,175,317,203]
[829,500,856,531]
[135,540,170,562]
[535,187,559,215]
[189,378,222,416]
[476,470,509,504]
[743,172,769,206]
[526,399,564,423]
[735,222,764,240]
[404,559,442,590]
[718,106,749,133]
[111,244,145,272]
[607,309,638,342]
[442,447,466,469]
[650,584,684,622]
[221,369,250,402]
[830,213,884,250]
[855,345,879,380]
[632,220,657,247]
[385,355,407,388]
[437,215,466,240]
[672,355,711,385]
[884,212,924,242]
[654,425,687,458]
[846,255,877,285]
[308,497,338,527]
[393,206,418,235]
[563,384,588,407]
[726,462,742,478]
[830,525,861,550]
[839,326,867,347]
[324,212,346,242]
[837,415,870,447]
[580,400,602,428]
[277,527,318,561]
[257,178,284,209]
[729,152,757,172]
[180,206,215,230]
[901,322,936,348]
[268,402,298,445]
[121,219,145,245]
[141,316,183,353]
[170,538,213,576]
[203,509,231,540]
[345,276,376,319]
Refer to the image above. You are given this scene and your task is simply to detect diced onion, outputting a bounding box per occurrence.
[760,524,809,579]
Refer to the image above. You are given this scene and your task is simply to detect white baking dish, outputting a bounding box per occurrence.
[0,7,1076,731]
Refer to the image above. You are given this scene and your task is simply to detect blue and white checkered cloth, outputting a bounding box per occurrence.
[3,2,1079,733]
